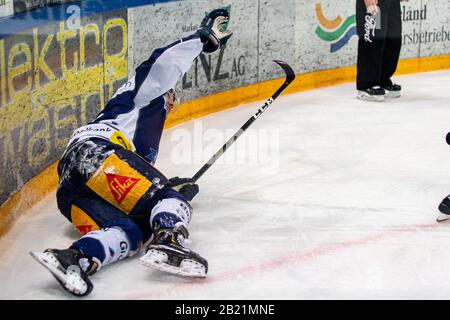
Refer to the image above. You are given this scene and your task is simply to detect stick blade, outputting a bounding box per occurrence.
[273,60,296,84]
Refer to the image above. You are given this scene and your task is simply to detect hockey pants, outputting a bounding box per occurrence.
[56,138,190,250]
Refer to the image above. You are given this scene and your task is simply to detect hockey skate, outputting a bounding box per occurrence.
[30,248,98,297]
[357,86,385,102]
[383,83,401,99]
[140,225,208,278]
[437,196,450,222]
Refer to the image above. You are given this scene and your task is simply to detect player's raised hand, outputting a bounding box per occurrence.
[197,8,233,54]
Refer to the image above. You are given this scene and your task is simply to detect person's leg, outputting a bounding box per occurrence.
[380,0,402,96]
[92,146,208,277]
[33,138,200,295]
[58,138,193,244]
[56,140,151,260]
[356,0,384,89]
[31,179,144,297]
[356,0,389,100]
[79,143,207,277]
[31,140,163,296]
[67,194,143,268]
[140,188,208,278]
[58,139,175,253]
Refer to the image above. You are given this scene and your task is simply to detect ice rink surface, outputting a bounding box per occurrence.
[1,70,450,300]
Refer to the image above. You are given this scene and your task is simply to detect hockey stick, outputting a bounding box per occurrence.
[190,60,296,183]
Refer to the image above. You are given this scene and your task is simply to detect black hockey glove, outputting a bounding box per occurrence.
[197,8,233,54]
[178,183,199,202]
[168,177,194,189]
[168,177,199,201]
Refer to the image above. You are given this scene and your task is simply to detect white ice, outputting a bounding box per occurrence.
[1,70,450,300]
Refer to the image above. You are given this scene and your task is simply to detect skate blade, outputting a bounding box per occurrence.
[385,91,401,99]
[357,92,384,102]
[140,249,207,278]
[29,251,90,296]
[437,213,450,223]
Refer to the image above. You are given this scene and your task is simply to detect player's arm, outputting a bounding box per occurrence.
[133,8,233,109]
[133,36,203,109]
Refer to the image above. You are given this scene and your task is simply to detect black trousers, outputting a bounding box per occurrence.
[356,0,402,90]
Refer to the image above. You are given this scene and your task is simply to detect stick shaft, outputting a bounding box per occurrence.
[191,61,295,183]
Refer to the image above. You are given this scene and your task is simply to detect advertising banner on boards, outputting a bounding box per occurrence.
[129,0,259,103]
[0,0,13,18]
[0,9,129,204]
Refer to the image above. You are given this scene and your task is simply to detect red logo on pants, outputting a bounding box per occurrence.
[106,173,140,204]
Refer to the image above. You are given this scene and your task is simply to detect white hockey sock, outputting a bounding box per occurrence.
[150,198,192,230]
[74,227,131,269]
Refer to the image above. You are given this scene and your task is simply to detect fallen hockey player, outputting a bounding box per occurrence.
[30,9,233,297]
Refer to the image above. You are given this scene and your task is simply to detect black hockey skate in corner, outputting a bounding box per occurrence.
[30,249,94,297]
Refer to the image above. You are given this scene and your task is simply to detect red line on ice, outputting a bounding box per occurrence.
[127,223,439,300]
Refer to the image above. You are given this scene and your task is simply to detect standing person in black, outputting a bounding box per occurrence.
[356,0,408,102]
